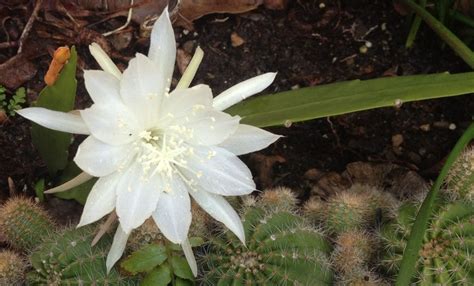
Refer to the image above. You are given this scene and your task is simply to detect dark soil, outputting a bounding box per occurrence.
[0,0,473,210]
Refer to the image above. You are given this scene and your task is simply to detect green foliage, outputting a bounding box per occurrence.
[201,205,334,285]
[228,72,474,128]
[0,85,26,116]
[0,197,55,252]
[31,46,77,175]
[0,250,27,285]
[27,225,137,285]
[381,201,474,285]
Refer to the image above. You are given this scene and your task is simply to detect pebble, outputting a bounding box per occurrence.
[419,124,431,132]
[392,134,404,148]
[231,32,245,47]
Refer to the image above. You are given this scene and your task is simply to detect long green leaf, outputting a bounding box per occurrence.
[227,72,474,127]
[405,0,427,48]
[396,123,474,285]
[31,47,77,174]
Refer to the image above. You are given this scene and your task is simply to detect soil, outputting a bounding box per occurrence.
[0,0,473,216]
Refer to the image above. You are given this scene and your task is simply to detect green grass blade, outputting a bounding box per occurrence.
[401,0,474,69]
[395,122,474,285]
[406,0,427,48]
[31,47,77,174]
[227,72,474,127]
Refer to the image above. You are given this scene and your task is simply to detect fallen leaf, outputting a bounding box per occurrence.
[249,153,286,189]
[0,54,37,90]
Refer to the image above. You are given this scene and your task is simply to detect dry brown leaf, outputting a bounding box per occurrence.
[0,54,37,90]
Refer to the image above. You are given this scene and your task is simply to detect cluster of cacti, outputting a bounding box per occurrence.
[0,250,27,285]
[444,147,474,202]
[380,200,474,285]
[200,191,334,285]
[0,196,55,251]
[304,184,398,234]
[27,224,137,285]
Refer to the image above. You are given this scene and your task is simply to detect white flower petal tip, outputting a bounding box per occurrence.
[219,124,281,155]
[44,172,94,194]
[17,107,90,135]
[213,72,277,111]
[89,43,122,79]
[106,225,130,273]
[182,239,198,277]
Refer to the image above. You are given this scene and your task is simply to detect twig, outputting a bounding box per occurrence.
[17,0,43,54]
[0,41,18,49]
[102,0,134,37]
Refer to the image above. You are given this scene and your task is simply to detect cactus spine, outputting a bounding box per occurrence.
[0,197,55,251]
[201,200,334,285]
[380,201,474,285]
[0,250,27,285]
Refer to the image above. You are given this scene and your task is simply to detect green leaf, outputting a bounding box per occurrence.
[396,123,474,285]
[170,256,194,281]
[175,277,194,286]
[227,72,474,127]
[53,161,96,204]
[31,46,77,174]
[141,264,172,286]
[121,244,167,274]
[188,237,204,247]
[34,179,45,202]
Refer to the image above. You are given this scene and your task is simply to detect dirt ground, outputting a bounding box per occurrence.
[0,0,473,210]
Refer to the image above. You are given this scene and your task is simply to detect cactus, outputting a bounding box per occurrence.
[304,184,397,234]
[257,187,299,211]
[380,201,474,285]
[444,147,474,202]
[0,250,27,285]
[27,224,137,285]
[200,205,334,285]
[0,197,55,251]
[335,268,390,286]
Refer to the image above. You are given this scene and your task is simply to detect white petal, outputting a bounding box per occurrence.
[83,70,122,106]
[152,177,191,244]
[212,72,276,111]
[80,104,140,146]
[116,163,162,233]
[106,224,129,273]
[120,53,165,128]
[89,43,122,79]
[44,172,94,194]
[148,7,175,90]
[182,239,198,277]
[158,84,213,126]
[190,190,245,244]
[179,109,240,146]
[184,146,255,196]
[219,124,281,155]
[17,107,90,135]
[74,136,135,177]
[77,173,120,227]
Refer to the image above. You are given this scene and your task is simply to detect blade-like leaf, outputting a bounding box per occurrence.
[31,46,77,174]
[227,72,474,127]
[121,244,168,274]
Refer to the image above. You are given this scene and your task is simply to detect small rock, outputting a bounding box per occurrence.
[448,123,456,130]
[419,124,430,132]
[433,121,450,129]
[182,40,196,54]
[391,134,404,148]
[110,31,133,50]
[304,168,324,181]
[231,32,245,47]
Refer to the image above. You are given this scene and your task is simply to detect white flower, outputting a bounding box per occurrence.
[18,8,279,276]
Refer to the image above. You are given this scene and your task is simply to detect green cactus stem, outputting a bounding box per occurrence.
[444,147,474,202]
[0,250,27,285]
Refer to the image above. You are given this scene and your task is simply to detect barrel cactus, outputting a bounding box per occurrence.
[444,146,474,202]
[0,196,55,251]
[27,224,136,285]
[257,187,298,211]
[200,205,334,285]
[0,250,27,285]
[380,201,474,285]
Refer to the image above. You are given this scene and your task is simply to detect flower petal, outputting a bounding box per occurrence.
[80,104,140,146]
[106,224,129,272]
[158,84,213,126]
[74,136,136,177]
[219,124,281,155]
[89,43,122,79]
[17,107,90,135]
[148,7,175,90]
[83,70,122,106]
[120,53,166,128]
[190,190,245,244]
[116,163,162,233]
[152,177,191,244]
[212,72,276,111]
[77,173,120,227]
[184,146,255,196]
[182,239,198,277]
